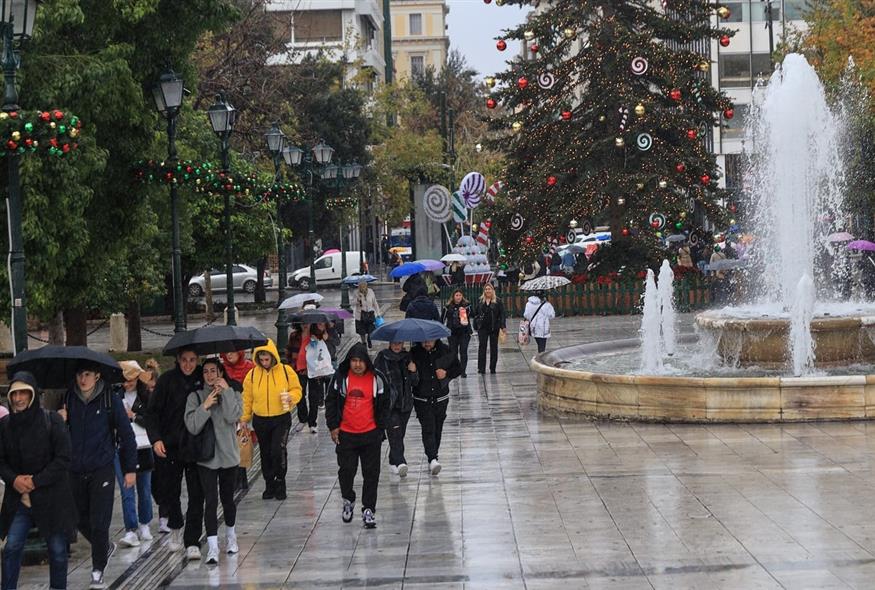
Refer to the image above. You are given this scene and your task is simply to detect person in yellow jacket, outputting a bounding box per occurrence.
[242,339,302,500]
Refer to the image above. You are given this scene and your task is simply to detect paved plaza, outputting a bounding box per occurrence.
[12,297,875,589]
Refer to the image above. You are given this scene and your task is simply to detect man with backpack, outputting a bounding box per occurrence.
[60,362,137,589]
[241,339,302,501]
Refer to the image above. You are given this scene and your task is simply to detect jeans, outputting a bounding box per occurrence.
[414,397,449,462]
[1,505,67,590]
[477,330,499,373]
[306,377,328,427]
[387,409,412,466]
[197,466,237,536]
[113,453,153,531]
[448,330,471,375]
[152,455,204,547]
[336,429,382,511]
[535,337,547,353]
[71,464,115,571]
[252,413,292,494]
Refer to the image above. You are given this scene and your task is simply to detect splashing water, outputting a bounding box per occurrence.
[640,269,663,373]
[658,260,676,356]
[789,274,816,376]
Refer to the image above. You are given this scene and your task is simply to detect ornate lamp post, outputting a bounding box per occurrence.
[265,123,289,352]
[1,0,40,353]
[339,163,362,310]
[207,93,237,325]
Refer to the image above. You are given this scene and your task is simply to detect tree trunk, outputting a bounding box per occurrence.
[47,311,65,345]
[204,272,215,322]
[63,307,88,346]
[127,300,142,352]
[255,256,267,303]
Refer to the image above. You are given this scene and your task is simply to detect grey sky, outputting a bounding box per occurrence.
[446,0,531,79]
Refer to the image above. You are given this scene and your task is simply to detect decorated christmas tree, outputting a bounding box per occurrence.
[485,0,736,267]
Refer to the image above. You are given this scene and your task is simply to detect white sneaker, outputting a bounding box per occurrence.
[185,545,202,561]
[168,528,183,552]
[138,523,153,542]
[89,570,106,589]
[398,463,408,477]
[158,517,171,534]
[119,530,140,547]
[309,426,318,433]
[205,536,219,564]
[293,421,306,433]
[389,465,399,475]
[226,529,239,554]
[430,459,442,476]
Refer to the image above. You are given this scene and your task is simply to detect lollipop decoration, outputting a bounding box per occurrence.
[631,57,649,75]
[451,191,467,223]
[636,133,653,151]
[459,171,486,208]
[510,213,526,231]
[423,184,452,222]
[537,72,556,89]
[649,212,667,230]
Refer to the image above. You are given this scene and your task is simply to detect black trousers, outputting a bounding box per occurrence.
[414,398,449,462]
[306,377,328,427]
[336,429,382,511]
[448,330,471,374]
[535,337,547,353]
[152,454,204,547]
[477,330,499,372]
[252,413,292,493]
[387,409,412,466]
[295,371,309,424]
[197,466,237,536]
[71,464,115,572]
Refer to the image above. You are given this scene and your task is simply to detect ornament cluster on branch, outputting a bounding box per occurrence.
[0,110,82,157]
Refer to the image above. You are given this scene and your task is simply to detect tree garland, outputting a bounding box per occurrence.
[0,109,82,157]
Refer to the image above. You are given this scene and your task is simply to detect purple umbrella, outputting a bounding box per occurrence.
[318,306,354,320]
[413,259,445,272]
[847,240,875,252]
[827,232,854,243]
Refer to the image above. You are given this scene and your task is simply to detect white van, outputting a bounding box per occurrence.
[289,251,367,290]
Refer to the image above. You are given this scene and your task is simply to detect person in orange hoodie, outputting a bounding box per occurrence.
[241,339,302,500]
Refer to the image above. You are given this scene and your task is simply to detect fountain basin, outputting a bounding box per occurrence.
[696,310,875,368]
[533,336,875,422]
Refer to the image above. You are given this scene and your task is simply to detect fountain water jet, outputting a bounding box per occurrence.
[639,269,663,373]
[658,260,676,357]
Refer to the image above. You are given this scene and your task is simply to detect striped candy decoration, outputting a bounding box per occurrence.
[459,172,486,208]
[476,219,492,247]
[485,180,504,204]
[451,191,467,223]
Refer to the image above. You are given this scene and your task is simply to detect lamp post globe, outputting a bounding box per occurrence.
[283,145,303,167]
[208,93,238,326]
[312,140,334,165]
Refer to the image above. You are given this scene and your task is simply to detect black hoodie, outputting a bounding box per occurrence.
[325,343,391,431]
[147,364,204,455]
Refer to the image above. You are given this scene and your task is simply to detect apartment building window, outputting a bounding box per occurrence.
[409,13,423,35]
[784,0,809,20]
[719,2,745,23]
[719,53,772,87]
[722,105,749,140]
[754,1,781,21]
[411,55,425,77]
[718,1,783,23]
[293,10,342,43]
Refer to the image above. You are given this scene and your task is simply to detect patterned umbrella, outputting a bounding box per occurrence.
[520,276,572,291]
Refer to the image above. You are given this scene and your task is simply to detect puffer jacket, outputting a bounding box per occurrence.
[523,296,556,339]
[442,302,472,334]
[405,295,440,321]
[325,344,391,431]
[373,348,418,413]
[409,340,461,402]
[241,339,303,423]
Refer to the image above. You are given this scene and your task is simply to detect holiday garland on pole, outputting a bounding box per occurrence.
[484,0,736,262]
[0,109,82,157]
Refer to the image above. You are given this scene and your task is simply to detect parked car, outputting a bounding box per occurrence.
[289,251,366,291]
[188,264,273,297]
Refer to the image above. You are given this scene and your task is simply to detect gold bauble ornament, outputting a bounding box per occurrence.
[636,183,645,191]
[563,28,575,39]
[717,6,731,19]
[680,211,687,219]
[485,76,496,88]
[0,113,7,121]
[615,137,625,147]
[70,128,79,138]
[699,61,710,72]
[617,197,626,206]
[49,122,56,129]
[512,121,523,132]
[11,131,20,141]
[495,0,504,5]
[658,180,668,189]
[598,115,606,122]
[524,30,535,41]
[634,103,646,117]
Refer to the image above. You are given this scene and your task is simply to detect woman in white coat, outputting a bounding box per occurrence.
[523,293,556,354]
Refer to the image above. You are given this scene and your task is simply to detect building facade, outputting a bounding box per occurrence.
[390,0,449,79]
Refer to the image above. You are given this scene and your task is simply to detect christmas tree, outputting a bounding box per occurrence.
[485,0,736,267]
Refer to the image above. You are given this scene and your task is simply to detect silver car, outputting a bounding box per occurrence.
[188,264,273,297]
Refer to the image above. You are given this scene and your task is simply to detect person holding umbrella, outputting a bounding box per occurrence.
[474,283,506,374]
[0,372,76,590]
[442,288,473,378]
[523,292,557,354]
[374,342,417,477]
[353,279,382,348]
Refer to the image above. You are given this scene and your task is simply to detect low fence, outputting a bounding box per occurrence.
[438,277,713,317]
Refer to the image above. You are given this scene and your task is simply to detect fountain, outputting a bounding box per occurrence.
[532,54,875,422]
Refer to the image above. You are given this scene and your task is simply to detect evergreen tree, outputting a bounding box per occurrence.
[486,0,736,266]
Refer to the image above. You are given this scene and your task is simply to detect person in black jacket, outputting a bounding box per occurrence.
[474,283,506,374]
[146,349,206,560]
[0,372,75,590]
[399,273,424,311]
[60,361,137,589]
[374,343,418,478]
[442,289,473,378]
[405,286,440,321]
[449,262,466,286]
[409,339,461,476]
[325,344,390,529]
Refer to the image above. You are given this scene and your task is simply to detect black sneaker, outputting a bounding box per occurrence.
[106,542,117,561]
[461,373,467,378]
[262,488,274,500]
[274,488,287,500]
[362,509,376,529]
[342,499,354,523]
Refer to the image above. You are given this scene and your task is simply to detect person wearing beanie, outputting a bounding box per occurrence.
[0,372,76,590]
[325,344,390,529]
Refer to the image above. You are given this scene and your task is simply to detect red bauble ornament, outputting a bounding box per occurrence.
[6,140,16,150]
[517,77,529,90]
[525,236,534,244]
[496,39,507,51]
[53,110,64,120]
[24,139,32,148]
[62,144,70,153]
[723,108,735,119]
[486,98,497,109]
[700,174,711,185]
[719,35,731,47]
[39,111,50,122]
[483,0,491,3]
[686,129,698,140]
[561,111,572,121]
[729,203,737,213]
[676,163,686,173]
[651,220,660,229]
[547,176,557,187]
[669,88,682,101]
[621,228,630,237]
[9,111,17,119]
[530,43,539,53]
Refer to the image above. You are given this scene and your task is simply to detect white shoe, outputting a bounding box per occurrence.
[138,523,153,542]
[309,426,318,433]
[293,421,306,433]
[430,459,442,476]
[389,465,399,475]
[398,463,408,477]
[119,530,140,547]
[89,570,106,589]
[158,517,171,534]
[205,536,219,564]
[226,529,239,554]
[168,528,183,552]
[185,545,202,561]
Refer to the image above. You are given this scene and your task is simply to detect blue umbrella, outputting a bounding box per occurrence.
[390,261,427,278]
[370,318,451,342]
[342,274,378,285]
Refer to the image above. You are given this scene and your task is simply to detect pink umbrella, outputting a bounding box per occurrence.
[847,240,875,252]
[827,232,854,243]
[323,248,340,255]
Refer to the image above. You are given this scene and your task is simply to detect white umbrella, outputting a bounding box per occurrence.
[440,253,468,263]
[279,292,325,310]
[520,276,572,291]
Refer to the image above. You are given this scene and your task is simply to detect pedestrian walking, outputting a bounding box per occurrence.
[474,283,506,374]
[523,293,557,354]
[449,262,466,286]
[374,342,417,477]
[353,279,382,348]
[325,344,390,528]
[409,339,461,475]
[220,351,253,490]
[405,286,440,321]
[442,288,472,378]
[114,361,156,548]
[241,339,302,500]
[305,323,335,433]
[62,362,137,589]
[184,359,242,564]
[0,372,76,590]
[146,348,206,560]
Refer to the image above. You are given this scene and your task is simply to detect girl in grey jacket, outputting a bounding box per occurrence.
[184,358,242,564]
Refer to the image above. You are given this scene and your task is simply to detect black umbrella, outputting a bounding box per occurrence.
[162,325,268,356]
[288,310,334,325]
[6,346,124,389]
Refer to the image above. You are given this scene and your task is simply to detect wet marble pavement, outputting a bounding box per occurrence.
[14,312,875,589]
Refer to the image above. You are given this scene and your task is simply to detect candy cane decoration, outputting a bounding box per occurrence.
[476,219,492,247]
[485,180,504,204]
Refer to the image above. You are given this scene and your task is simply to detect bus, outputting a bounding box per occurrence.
[389,227,412,261]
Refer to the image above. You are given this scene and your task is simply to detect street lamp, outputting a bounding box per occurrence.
[265,123,289,353]
[152,67,186,333]
[1,0,40,354]
[338,162,363,310]
[207,92,237,326]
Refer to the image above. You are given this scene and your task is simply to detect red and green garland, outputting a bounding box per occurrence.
[0,109,82,157]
